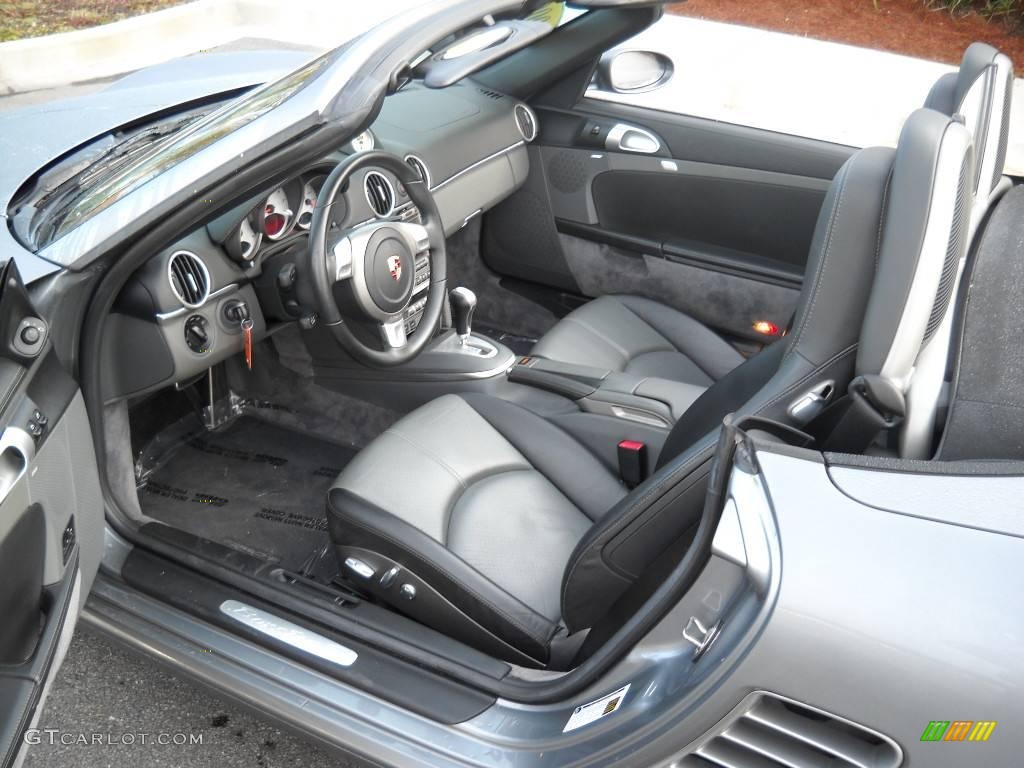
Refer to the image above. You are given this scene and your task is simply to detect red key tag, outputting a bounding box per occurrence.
[242,319,254,370]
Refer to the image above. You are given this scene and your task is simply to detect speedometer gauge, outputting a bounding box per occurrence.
[263,187,294,241]
[349,130,375,153]
[296,175,326,231]
[238,215,262,261]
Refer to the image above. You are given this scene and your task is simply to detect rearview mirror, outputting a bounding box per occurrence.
[598,50,674,93]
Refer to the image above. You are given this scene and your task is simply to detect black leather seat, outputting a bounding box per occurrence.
[328,109,973,666]
[530,294,744,388]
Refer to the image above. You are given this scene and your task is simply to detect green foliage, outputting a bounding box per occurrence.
[926,0,1024,30]
[0,1,185,43]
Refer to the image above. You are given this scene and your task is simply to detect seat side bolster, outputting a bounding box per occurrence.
[560,442,714,632]
[327,488,557,660]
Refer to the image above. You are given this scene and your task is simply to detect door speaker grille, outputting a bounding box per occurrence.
[679,692,903,768]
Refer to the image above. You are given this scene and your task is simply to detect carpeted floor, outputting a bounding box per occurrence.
[139,416,355,570]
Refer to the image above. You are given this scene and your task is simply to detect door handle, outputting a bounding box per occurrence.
[606,123,662,154]
[0,427,34,505]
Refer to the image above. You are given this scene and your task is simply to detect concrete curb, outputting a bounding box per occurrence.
[0,0,420,95]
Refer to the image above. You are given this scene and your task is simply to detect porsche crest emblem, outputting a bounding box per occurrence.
[387,255,403,281]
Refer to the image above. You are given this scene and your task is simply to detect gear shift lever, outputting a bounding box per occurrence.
[449,287,477,345]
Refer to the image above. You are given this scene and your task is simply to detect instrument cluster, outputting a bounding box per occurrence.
[228,171,330,264]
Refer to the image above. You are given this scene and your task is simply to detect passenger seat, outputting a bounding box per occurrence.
[531,44,1012,427]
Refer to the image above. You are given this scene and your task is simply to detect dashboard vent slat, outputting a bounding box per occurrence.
[405,155,432,189]
[687,693,902,768]
[514,104,538,142]
[167,251,210,308]
[364,171,396,218]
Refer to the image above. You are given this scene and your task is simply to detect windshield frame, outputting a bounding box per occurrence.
[30,0,527,270]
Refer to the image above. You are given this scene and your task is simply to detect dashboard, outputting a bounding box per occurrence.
[101,81,537,402]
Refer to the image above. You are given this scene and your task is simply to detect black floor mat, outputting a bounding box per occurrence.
[139,416,355,570]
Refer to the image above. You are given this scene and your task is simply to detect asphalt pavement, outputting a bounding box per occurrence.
[23,627,367,768]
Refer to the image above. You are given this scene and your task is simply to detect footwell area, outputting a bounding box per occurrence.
[138,416,355,570]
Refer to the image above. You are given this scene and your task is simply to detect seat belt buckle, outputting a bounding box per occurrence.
[617,440,647,489]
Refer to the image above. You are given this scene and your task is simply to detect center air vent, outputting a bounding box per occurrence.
[405,155,432,189]
[167,251,211,308]
[515,104,538,142]
[364,171,396,218]
[682,693,903,768]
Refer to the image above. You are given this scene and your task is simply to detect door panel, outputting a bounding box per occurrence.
[482,61,856,342]
[0,261,102,768]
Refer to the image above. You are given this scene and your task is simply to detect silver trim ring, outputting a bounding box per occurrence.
[514,103,538,142]
[363,171,396,218]
[404,154,432,189]
[166,250,212,309]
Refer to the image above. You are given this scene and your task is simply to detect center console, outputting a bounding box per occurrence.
[506,356,706,476]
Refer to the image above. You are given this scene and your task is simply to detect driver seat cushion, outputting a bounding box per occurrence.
[530,295,745,388]
[327,393,627,662]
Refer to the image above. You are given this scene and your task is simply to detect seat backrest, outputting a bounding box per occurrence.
[855,108,973,459]
[904,44,1014,458]
[561,109,972,634]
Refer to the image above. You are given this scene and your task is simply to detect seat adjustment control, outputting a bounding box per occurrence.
[344,558,376,580]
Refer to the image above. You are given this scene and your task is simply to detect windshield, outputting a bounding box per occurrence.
[15,1,570,255]
[18,53,333,250]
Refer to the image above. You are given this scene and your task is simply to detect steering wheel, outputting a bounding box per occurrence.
[307,150,447,367]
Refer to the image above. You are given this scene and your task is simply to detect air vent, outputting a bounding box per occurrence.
[364,171,396,218]
[478,88,505,100]
[167,251,211,308]
[405,155,432,189]
[681,693,902,768]
[515,104,538,142]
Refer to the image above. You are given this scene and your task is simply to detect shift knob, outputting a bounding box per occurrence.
[449,287,477,343]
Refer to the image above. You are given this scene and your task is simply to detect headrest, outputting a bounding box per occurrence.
[925,43,1013,202]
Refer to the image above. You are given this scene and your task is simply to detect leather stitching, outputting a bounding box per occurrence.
[557,315,633,368]
[619,297,720,380]
[874,167,895,271]
[785,161,853,362]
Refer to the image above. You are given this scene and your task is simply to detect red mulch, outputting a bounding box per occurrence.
[668,0,1024,72]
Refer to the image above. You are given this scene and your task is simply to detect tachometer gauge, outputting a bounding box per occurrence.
[262,187,294,241]
[349,130,375,153]
[238,215,262,261]
[296,175,326,231]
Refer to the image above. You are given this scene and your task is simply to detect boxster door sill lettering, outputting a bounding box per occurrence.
[219,600,358,667]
